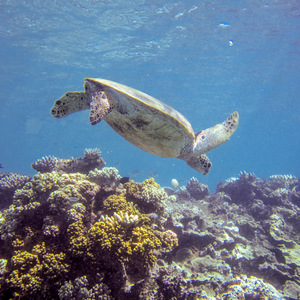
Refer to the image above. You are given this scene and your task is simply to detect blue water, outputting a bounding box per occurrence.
[0,0,299,191]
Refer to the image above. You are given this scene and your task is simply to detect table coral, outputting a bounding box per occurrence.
[54,148,106,174]
[88,167,121,187]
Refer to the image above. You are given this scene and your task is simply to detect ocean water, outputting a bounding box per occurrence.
[0,0,299,191]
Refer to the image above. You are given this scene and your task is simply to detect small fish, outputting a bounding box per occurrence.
[171,179,179,188]
[148,171,158,179]
[120,177,130,184]
[0,164,3,169]
[129,169,142,178]
[113,161,121,169]
[67,197,80,202]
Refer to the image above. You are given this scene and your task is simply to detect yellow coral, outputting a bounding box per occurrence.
[88,219,129,260]
[13,172,98,207]
[124,178,167,214]
[9,269,43,297]
[12,238,24,249]
[124,178,160,196]
[11,250,39,272]
[88,213,176,268]
[67,220,88,257]
[6,243,70,297]
[32,242,47,256]
[7,250,43,297]
[103,194,129,213]
[131,226,162,266]
[42,252,69,277]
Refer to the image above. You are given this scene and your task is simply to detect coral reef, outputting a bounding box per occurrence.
[32,148,105,174]
[0,153,299,299]
[0,152,178,299]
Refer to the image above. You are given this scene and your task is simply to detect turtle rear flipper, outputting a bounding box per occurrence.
[186,154,212,175]
[89,91,112,125]
[193,111,239,155]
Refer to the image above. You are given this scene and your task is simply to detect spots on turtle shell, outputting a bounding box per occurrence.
[132,117,151,128]
[117,104,129,115]
[110,122,124,133]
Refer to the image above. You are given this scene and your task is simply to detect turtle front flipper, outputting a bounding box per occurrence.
[186,154,212,175]
[51,92,90,118]
[193,111,239,155]
[89,91,112,125]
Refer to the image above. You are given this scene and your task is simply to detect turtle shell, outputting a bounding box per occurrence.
[86,78,195,158]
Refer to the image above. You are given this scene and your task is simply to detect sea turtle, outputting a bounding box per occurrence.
[51,78,239,175]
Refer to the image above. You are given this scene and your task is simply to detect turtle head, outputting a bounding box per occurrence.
[186,154,212,175]
[193,111,239,155]
[51,92,90,118]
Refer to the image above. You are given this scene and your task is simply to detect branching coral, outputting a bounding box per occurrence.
[0,173,31,191]
[31,155,58,173]
[102,194,146,223]
[13,171,99,209]
[103,194,129,213]
[100,211,139,228]
[58,274,112,300]
[0,173,31,209]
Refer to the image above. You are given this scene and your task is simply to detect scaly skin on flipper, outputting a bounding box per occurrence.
[192,112,239,156]
[51,92,90,118]
[89,91,112,125]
